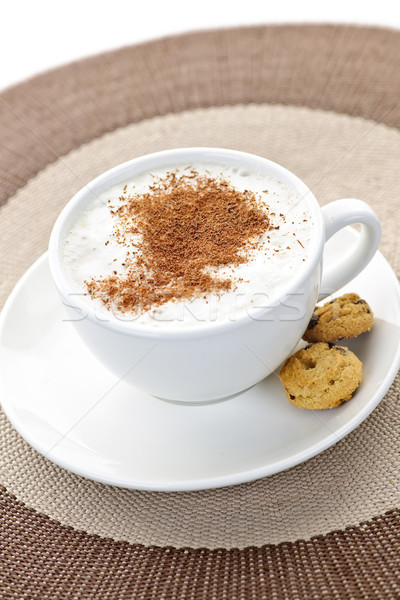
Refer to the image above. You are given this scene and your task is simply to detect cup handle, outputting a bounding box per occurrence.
[319,199,381,300]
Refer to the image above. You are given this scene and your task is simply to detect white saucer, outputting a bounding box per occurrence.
[1,228,400,491]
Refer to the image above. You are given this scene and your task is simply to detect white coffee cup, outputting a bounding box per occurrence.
[48,148,381,404]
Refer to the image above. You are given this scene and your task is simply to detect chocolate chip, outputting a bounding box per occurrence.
[355,298,371,313]
[289,394,295,400]
[335,346,348,354]
[307,313,319,330]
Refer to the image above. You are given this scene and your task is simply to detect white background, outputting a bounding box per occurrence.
[1,0,399,92]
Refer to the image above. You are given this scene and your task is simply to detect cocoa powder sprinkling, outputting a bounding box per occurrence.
[85,169,273,315]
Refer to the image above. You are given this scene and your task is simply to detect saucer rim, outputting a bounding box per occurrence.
[1,232,400,491]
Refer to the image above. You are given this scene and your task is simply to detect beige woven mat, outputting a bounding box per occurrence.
[1,24,400,600]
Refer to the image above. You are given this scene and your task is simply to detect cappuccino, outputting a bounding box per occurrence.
[63,162,315,329]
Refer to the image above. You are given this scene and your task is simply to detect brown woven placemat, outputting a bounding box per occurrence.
[1,24,400,600]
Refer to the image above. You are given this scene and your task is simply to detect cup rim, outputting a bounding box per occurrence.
[48,147,325,339]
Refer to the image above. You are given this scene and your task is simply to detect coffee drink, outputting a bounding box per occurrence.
[63,162,314,329]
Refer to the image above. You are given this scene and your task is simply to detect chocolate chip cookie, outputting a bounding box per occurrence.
[303,293,373,343]
[279,342,362,409]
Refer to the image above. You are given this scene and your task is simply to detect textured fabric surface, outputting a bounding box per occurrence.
[1,24,400,600]
[2,487,400,600]
[1,104,400,551]
[1,25,400,210]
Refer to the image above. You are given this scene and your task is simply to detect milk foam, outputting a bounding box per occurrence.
[63,162,315,329]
